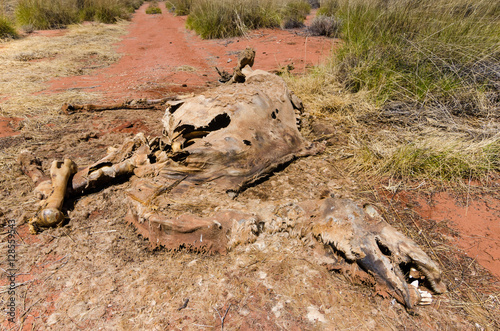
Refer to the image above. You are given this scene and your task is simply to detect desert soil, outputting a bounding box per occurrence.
[1,2,499,330]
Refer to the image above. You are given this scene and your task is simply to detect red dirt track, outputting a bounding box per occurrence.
[48,3,336,102]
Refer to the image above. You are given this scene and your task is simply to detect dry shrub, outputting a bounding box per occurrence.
[15,0,78,29]
[285,59,500,185]
[308,14,340,37]
[307,0,320,9]
[145,1,161,14]
[14,0,142,29]
[0,15,18,39]
[280,0,311,29]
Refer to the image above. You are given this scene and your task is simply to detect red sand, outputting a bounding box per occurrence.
[0,117,22,137]
[414,191,500,279]
[48,3,337,102]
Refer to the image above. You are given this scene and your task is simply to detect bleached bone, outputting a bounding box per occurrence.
[61,96,177,114]
[308,198,446,308]
[69,133,151,195]
[33,159,77,230]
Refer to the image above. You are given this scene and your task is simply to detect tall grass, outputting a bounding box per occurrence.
[15,0,78,29]
[15,0,143,29]
[173,0,311,38]
[320,0,500,110]
[287,0,500,183]
[185,0,281,38]
[0,15,18,38]
[78,0,131,23]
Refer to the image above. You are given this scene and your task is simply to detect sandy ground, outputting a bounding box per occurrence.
[48,3,337,101]
[0,2,499,330]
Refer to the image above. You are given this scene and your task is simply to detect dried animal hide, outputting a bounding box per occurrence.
[20,66,446,309]
[161,67,315,191]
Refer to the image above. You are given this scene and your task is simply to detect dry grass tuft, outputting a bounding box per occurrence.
[0,15,18,39]
[307,14,340,37]
[285,0,500,185]
[287,63,500,184]
[0,22,127,118]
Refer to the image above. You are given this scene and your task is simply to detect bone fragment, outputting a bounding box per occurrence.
[17,150,49,187]
[61,97,177,114]
[34,159,77,228]
[216,47,256,84]
[70,134,150,195]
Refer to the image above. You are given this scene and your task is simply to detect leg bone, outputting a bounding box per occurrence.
[33,159,78,229]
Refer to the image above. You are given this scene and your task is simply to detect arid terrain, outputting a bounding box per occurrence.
[1,2,499,330]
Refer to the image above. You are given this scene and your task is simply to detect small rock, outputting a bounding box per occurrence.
[46,313,61,326]
[306,306,326,323]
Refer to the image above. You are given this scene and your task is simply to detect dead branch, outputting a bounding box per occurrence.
[61,97,177,114]
[214,304,232,331]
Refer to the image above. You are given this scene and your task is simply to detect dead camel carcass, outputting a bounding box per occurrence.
[19,62,446,310]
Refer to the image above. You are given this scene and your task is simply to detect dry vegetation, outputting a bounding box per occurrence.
[285,0,500,186]
[0,22,127,117]
[145,0,162,14]
[168,0,312,38]
[0,0,142,31]
[0,0,499,329]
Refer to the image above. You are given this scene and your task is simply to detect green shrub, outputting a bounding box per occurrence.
[15,0,78,29]
[281,0,310,29]
[146,6,162,14]
[186,0,280,39]
[168,0,193,16]
[0,16,18,38]
[326,0,500,110]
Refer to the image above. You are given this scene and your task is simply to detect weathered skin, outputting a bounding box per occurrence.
[19,63,446,310]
